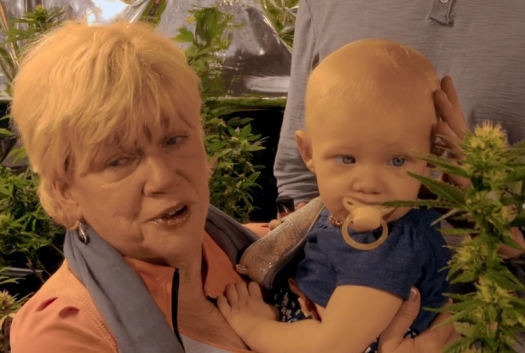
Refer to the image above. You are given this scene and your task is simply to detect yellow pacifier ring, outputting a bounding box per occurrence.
[341,217,389,251]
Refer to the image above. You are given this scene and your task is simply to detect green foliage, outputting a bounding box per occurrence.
[0,7,66,278]
[174,7,235,97]
[205,115,265,221]
[139,0,168,25]
[259,0,299,48]
[0,6,65,93]
[386,122,525,352]
[0,166,64,278]
[0,6,66,343]
[175,7,266,222]
[0,268,29,353]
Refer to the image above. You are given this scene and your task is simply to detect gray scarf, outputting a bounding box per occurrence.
[63,205,257,353]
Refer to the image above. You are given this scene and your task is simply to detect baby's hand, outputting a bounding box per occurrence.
[217,282,278,340]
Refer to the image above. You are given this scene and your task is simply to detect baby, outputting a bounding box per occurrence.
[218,39,451,353]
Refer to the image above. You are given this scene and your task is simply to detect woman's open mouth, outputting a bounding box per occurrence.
[151,205,190,228]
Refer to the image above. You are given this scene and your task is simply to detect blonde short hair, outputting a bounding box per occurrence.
[10,21,201,228]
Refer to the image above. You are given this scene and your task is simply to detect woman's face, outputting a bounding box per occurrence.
[64,113,209,266]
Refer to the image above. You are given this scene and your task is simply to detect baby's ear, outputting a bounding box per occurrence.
[295,130,315,174]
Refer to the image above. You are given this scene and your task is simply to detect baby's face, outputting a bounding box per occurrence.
[304,89,435,224]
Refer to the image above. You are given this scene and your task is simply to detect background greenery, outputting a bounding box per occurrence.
[0,5,284,351]
[174,7,267,221]
[1,2,524,353]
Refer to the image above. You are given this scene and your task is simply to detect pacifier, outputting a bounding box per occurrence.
[341,197,394,251]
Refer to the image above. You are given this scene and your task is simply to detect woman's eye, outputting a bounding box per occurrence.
[389,157,407,167]
[108,157,131,167]
[166,135,188,146]
[335,156,356,164]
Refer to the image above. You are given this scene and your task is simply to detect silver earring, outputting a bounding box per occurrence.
[77,222,89,244]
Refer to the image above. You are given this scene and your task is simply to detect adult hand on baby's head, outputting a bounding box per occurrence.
[378,288,460,353]
[433,75,470,188]
[434,76,470,141]
[434,75,525,257]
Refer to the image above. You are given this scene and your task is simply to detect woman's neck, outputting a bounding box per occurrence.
[175,245,249,350]
[176,251,213,313]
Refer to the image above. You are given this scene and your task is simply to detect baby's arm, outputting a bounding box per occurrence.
[218,282,402,353]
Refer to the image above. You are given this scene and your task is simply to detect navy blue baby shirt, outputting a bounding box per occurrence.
[295,208,451,333]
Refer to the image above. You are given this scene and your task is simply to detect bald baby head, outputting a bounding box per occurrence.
[305,39,440,129]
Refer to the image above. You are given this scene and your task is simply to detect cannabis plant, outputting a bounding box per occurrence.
[0,165,65,279]
[386,122,525,353]
[0,5,65,95]
[260,0,299,48]
[175,7,266,222]
[0,269,28,353]
[139,0,167,25]
[0,6,67,276]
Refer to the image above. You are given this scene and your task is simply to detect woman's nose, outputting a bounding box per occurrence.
[143,155,176,196]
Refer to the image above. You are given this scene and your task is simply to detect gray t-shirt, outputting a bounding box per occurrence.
[274,0,525,204]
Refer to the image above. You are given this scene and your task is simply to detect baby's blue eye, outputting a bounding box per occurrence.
[335,156,356,164]
[390,157,407,167]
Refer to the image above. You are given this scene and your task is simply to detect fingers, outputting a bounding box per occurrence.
[269,201,309,230]
[498,227,525,259]
[220,282,253,318]
[269,219,282,230]
[225,282,256,303]
[244,223,270,237]
[235,281,250,300]
[433,111,471,188]
[434,121,461,149]
[248,281,264,301]
[428,302,456,343]
[433,76,469,141]
[429,300,452,328]
[217,296,232,317]
[379,296,460,353]
[510,227,525,250]
[433,121,463,159]
[378,288,421,352]
[225,283,240,304]
[414,321,458,353]
[296,202,308,210]
[440,76,460,108]
[412,300,459,353]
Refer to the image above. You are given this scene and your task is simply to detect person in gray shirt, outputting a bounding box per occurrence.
[274,0,525,206]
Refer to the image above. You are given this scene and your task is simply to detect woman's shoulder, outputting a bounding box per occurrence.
[10,261,117,353]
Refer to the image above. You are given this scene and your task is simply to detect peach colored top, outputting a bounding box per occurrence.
[10,233,251,353]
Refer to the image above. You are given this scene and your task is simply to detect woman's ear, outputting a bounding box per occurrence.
[295,130,315,174]
[52,179,82,224]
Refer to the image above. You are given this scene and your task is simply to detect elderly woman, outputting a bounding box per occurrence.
[9,21,458,353]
